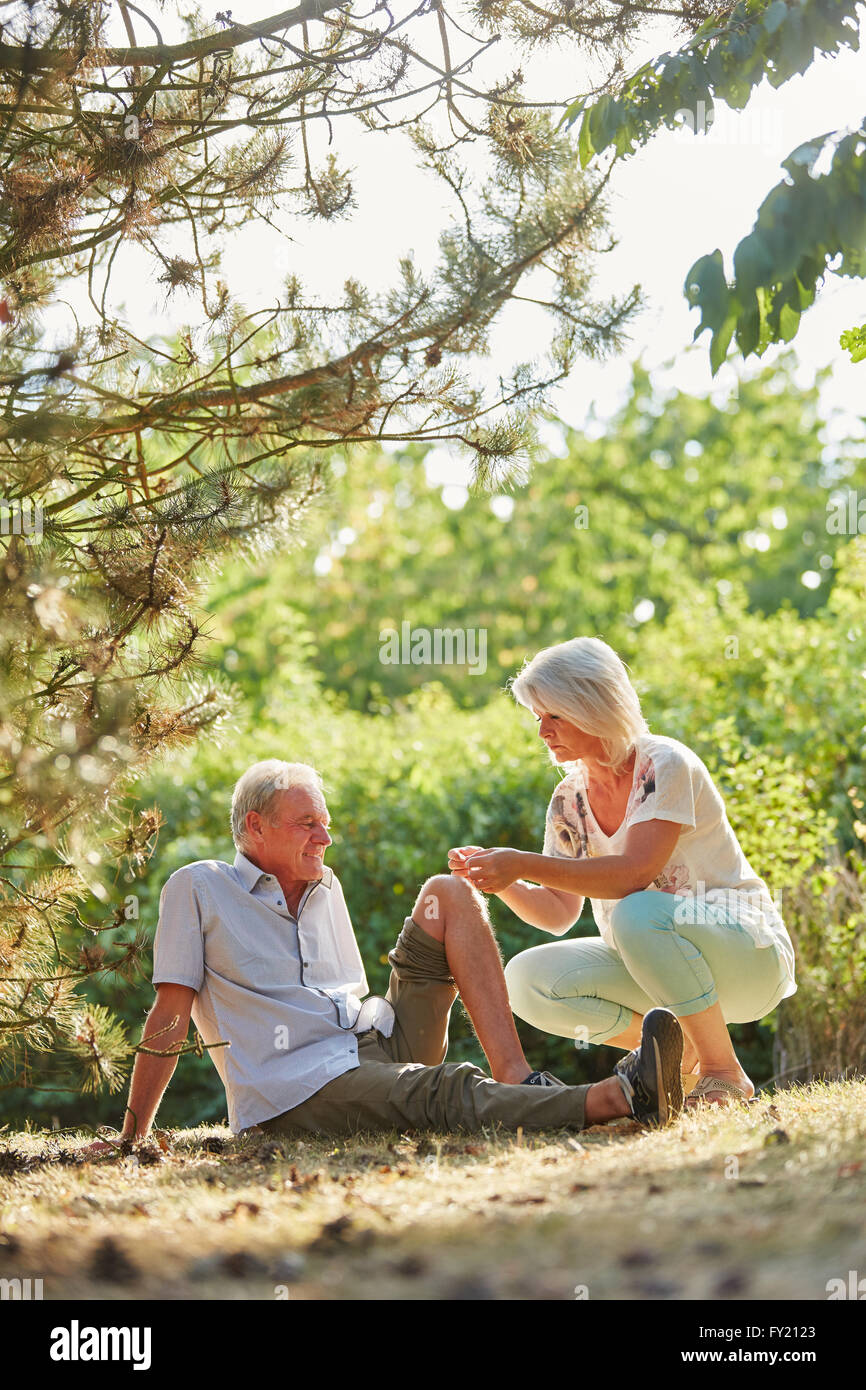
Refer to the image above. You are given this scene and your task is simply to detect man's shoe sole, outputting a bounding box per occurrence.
[645,1010,684,1125]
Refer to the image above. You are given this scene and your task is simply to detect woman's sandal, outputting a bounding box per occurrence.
[685,1073,752,1107]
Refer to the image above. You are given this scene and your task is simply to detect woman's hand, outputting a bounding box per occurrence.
[461,847,525,894]
[448,845,485,877]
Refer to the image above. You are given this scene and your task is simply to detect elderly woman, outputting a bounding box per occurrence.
[449,637,796,1104]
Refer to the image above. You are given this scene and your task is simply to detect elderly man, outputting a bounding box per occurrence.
[102,760,684,1144]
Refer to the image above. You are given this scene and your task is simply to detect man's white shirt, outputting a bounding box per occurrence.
[152,851,394,1133]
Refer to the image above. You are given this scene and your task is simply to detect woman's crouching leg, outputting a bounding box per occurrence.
[504,938,655,1049]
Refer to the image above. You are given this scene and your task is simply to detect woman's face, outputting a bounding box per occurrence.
[532,707,605,765]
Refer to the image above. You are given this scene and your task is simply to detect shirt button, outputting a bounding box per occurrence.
[303,960,310,968]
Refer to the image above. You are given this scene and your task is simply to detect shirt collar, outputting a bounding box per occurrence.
[233,851,266,891]
[232,851,333,893]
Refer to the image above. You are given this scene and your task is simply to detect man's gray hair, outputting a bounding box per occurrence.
[230,759,324,851]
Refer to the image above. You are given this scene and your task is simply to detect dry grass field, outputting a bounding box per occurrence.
[1,1079,865,1301]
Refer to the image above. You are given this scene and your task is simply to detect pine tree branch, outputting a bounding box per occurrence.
[0,2,353,73]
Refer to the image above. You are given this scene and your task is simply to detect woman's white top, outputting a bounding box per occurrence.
[542,732,796,996]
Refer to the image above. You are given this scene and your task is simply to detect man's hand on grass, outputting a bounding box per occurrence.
[78,1138,125,1159]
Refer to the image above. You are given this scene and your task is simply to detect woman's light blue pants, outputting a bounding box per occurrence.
[503,890,792,1046]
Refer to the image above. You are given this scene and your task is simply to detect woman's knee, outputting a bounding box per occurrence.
[609,889,664,948]
[504,947,549,1020]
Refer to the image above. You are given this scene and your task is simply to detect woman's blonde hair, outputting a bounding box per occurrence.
[509,637,648,771]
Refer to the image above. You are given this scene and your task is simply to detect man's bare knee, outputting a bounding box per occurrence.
[412,873,483,939]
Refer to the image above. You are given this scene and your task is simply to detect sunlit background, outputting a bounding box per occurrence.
[53,0,866,458]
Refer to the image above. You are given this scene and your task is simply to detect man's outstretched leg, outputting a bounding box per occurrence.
[404,873,534,1084]
[261,1007,683,1137]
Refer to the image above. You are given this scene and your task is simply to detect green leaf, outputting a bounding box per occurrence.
[577,112,595,168]
[762,0,788,34]
[793,273,816,310]
[733,233,774,295]
[735,291,761,357]
[828,188,866,253]
[840,323,866,362]
[561,96,587,131]
[705,45,726,85]
[776,12,815,83]
[589,95,615,151]
[683,249,730,333]
[709,309,737,375]
[613,122,637,158]
[755,284,774,355]
[838,245,866,277]
[778,300,801,342]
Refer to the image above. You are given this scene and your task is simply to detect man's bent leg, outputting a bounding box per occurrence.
[404,874,531,1083]
[384,914,459,1066]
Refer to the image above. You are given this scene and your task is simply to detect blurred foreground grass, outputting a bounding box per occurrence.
[1,1080,864,1301]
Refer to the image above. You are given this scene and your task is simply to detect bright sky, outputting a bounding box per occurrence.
[61,2,866,469]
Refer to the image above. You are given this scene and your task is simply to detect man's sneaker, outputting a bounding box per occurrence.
[522,1069,566,1087]
[614,1009,684,1126]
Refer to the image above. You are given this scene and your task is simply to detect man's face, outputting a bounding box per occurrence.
[244,786,332,883]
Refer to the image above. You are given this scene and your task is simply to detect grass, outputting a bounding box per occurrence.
[1,1079,865,1301]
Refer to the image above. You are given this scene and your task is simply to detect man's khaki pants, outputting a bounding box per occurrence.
[261,916,591,1138]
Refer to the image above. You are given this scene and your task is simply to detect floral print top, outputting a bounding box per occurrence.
[541,733,796,992]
